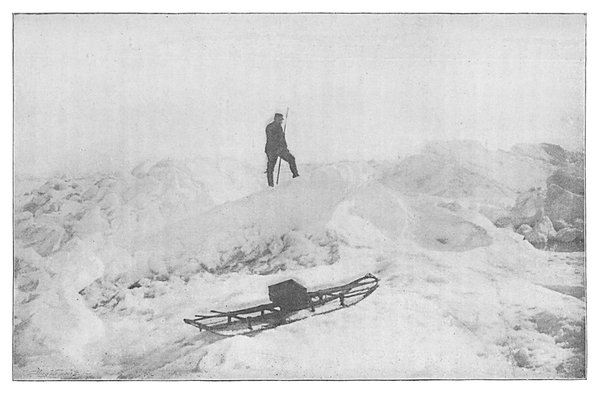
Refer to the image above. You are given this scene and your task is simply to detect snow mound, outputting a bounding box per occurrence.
[399,140,554,196]
[132,162,377,276]
[381,153,513,201]
[379,140,566,227]
[131,159,502,281]
[13,156,265,373]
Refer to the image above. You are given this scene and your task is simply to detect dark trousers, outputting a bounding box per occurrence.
[266,149,299,187]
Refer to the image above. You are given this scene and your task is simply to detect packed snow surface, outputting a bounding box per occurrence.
[13,143,585,379]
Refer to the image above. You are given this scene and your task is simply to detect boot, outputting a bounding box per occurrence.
[267,171,274,187]
[289,157,299,178]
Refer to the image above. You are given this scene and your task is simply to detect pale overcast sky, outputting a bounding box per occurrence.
[14,14,585,176]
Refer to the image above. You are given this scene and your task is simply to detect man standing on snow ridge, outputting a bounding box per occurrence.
[265,112,299,187]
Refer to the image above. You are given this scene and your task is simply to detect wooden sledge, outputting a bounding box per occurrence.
[183,273,379,336]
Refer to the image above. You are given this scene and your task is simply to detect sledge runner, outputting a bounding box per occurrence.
[265,112,299,187]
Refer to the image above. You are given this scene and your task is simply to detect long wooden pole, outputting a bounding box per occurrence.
[276,107,289,185]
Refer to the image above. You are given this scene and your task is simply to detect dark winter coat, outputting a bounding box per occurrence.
[265,121,288,156]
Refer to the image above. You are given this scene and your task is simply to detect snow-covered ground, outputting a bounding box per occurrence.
[13,142,585,379]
